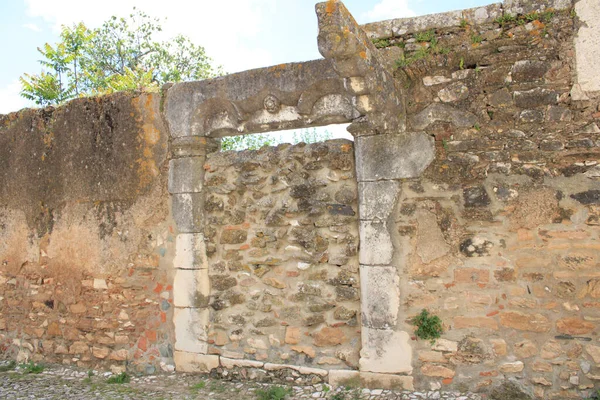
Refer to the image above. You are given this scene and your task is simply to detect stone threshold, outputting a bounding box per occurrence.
[174,351,414,390]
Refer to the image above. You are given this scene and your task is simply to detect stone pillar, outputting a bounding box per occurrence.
[168,135,221,373]
[353,132,435,377]
[314,0,436,382]
[573,0,600,99]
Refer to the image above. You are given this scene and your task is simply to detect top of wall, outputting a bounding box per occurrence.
[361,0,573,40]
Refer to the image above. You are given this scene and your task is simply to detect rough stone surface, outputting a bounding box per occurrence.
[355,133,435,181]
[2,1,600,398]
[200,141,360,369]
[359,221,394,265]
[360,328,412,374]
[575,0,600,93]
[360,265,400,329]
[168,157,205,194]
[410,104,477,130]
[173,308,209,354]
[358,181,401,221]
[173,352,219,373]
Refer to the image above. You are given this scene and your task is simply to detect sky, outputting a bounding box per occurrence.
[0,0,494,117]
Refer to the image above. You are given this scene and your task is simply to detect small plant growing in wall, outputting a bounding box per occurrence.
[414,29,436,43]
[371,38,390,49]
[412,309,443,342]
[471,34,483,44]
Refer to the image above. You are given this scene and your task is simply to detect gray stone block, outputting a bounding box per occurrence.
[358,181,401,221]
[411,103,477,130]
[504,0,572,15]
[173,307,209,354]
[514,88,558,108]
[168,157,205,194]
[173,268,210,308]
[174,233,208,269]
[360,265,400,329]
[355,132,435,181]
[360,327,413,374]
[359,221,393,265]
[172,193,204,233]
[575,0,600,93]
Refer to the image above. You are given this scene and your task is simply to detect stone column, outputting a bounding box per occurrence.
[315,1,435,381]
[168,135,221,373]
[354,132,434,378]
[572,0,600,99]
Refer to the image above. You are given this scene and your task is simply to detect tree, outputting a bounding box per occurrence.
[20,9,221,106]
[220,128,334,151]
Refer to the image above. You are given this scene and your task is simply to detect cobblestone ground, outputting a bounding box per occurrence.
[0,362,483,400]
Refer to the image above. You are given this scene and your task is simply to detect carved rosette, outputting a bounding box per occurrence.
[263,95,281,114]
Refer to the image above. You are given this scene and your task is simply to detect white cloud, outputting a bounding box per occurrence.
[0,81,30,114]
[23,23,41,32]
[362,0,416,23]
[24,0,277,73]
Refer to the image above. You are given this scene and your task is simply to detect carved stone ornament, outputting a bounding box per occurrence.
[263,94,281,113]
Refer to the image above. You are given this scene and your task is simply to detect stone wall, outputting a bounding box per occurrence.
[1,0,600,397]
[202,141,360,369]
[0,93,176,374]
[361,0,600,397]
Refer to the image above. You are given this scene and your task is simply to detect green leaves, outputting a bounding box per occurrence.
[20,9,220,106]
[19,72,64,106]
[220,128,333,151]
[412,309,444,342]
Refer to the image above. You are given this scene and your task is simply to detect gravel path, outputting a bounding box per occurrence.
[0,362,483,400]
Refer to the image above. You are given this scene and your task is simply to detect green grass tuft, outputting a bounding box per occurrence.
[256,385,292,400]
[106,372,130,384]
[21,361,44,374]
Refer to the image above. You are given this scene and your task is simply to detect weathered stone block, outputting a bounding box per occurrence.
[173,269,210,308]
[453,316,498,330]
[328,370,360,388]
[487,88,514,108]
[575,0,600,93]
[168,157,204,194]
[355,133,435,181]
[571,190,600,205]
[360,265,400,329]
[360,328,412,374]
[519,110,544,123]
[514,88,558,108]
[220,229,247,244]
[499,361,524,373]
[360,372,414,390]
[410,104,477,130]
[358,181,401,221]
[359,221,393,265]
[556,317,595,335]
[415,209,450,264]
[220,357,264,369]
[421,364,455,378]
[433,339,458,353]
[499,311,551,332]
[463,186,491,208]
[313,326,346,347]
[511,60,550,83]
[438,82,469,103]
[172,193,204,233]
[174,233,208,269]
[173,307,209,353]
[174,351,219,373]
[504,0,572,15]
